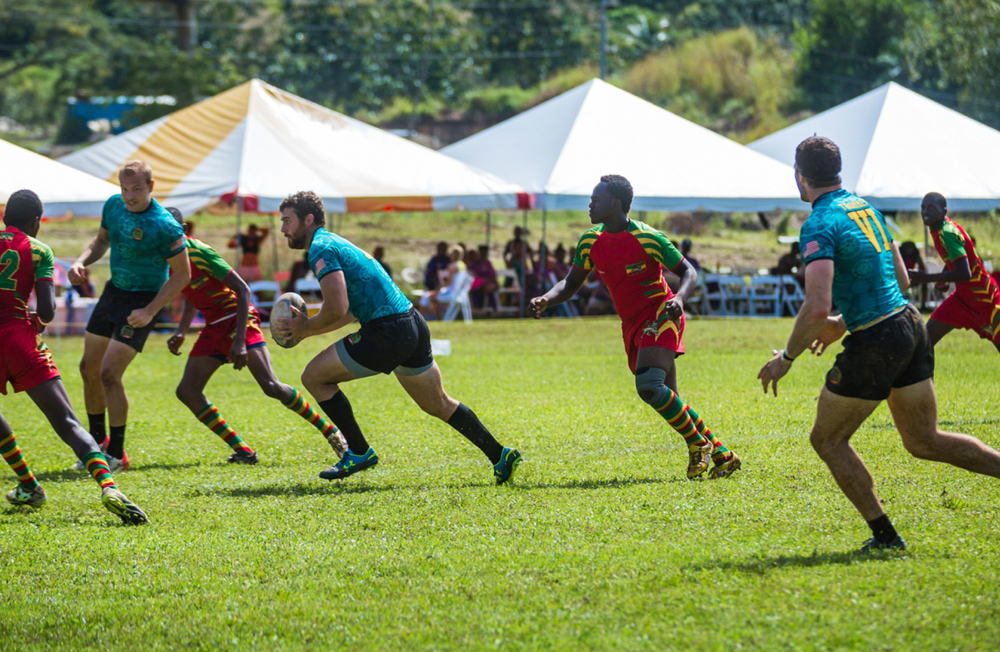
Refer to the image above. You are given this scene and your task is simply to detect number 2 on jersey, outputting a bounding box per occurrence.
[847,208,891,252]
[0,249,21,291]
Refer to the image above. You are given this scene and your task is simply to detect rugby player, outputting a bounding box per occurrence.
[531,174,741,480]
[1,189,147,524]
[907,192,1000,352]
[164,208,347,463]
[273,191,521,483]
[758,137,1000,552]
[67,161,190,470]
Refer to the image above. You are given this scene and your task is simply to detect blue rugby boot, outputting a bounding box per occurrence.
[493,447,522,485]
[319,447,379,480]
[859,534,906,553]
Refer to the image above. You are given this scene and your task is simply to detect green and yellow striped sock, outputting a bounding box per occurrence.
[282,387,345,451]
[683,405,731,461]
[195,403,253,454]
[0,432,38,489]
[651,390,708,446]
[82,451,117,490]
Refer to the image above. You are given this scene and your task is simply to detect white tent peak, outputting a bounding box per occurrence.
[442,77,801,212]
[60,78,526,214]
[0,138,119,218]
[750,82,1000,211]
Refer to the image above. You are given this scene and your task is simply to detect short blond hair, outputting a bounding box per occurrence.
[119,160,153,185]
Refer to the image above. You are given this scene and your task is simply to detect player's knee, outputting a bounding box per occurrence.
[900,432,938,460]
[175,383,197,405]
[80,357,96,379]
[99,367,122,390]
[634,367,667,404]
[300,367,320,394]
[260,380,286,400]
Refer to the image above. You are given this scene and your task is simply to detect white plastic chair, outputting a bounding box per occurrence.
[495,268,522,317]
[720,275,750,316]
[295,277,323,315]
[248,280,281,313]
[399,267,426,300]
[701,273,727,315]
[441,271,474,323]
[749,275,782,317]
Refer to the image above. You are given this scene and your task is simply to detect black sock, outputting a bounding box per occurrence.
[867,514,898,543]
[107,425,126,459]
[318,392,369,455]
[88,413,107,445]
[447,403,504,465]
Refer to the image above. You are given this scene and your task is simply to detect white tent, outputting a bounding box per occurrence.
[749,82,1000,212]
[1,138,119,218]
[441,78,802,212]
[60,79,528,215]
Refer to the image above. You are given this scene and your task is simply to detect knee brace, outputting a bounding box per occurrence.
[634,366,668,405]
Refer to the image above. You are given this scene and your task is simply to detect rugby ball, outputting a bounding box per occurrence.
[269,292,308,349]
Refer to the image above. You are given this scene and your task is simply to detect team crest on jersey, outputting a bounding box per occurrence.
[626,262,646,275]
[120,325,135,339]
[131,227,144,241]
[348,331,362,344]
[642,320,658,337]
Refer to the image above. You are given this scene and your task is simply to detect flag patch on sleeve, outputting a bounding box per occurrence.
[803,241,820,257]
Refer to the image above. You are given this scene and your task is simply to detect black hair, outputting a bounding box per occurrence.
[795,136,842,187]
[279,191,326,226]
[165,207,184,225]
[4,189,43,231]
[923,192,947,209]
[600,174,633,213]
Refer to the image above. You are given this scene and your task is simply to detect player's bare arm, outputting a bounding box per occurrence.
[68,228,111,285]
[167,300,198,356]
[127,248,191,329]
[531,265,589,318]
[278,270,349,340]
[33,279,57,324]
[222,271,252,370]
[758,260,834,395]
[664,259,698,319]
[890,242,910,292]
[908,256,971,285]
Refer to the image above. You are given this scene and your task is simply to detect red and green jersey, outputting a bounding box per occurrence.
[0,227,54,326]
[572,219,684,323]
[930,217,1000,306]
[178,237,241,324]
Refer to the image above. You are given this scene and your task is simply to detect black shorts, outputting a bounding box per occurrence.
[336,308,434,376]
[86,281,159,352]
[826,303,935,401]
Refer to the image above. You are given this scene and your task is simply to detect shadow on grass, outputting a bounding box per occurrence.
[511,476,673,491]
[702,549,909,575]
[34,461,204,483]
[186,481,394,498]
[867,417,1000,431]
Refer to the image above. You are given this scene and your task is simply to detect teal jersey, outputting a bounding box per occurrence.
[799,189,906,331]
[308,228,411,323]
[101,195,186,291]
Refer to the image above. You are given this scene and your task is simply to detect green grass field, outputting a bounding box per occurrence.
[1,317,998,651]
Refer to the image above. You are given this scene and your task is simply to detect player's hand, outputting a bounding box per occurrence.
[908,270,928,285]
[230,338,248,370]
[934,281,949,292]
[662,297,684,320]
[757,349,792,396]
[167,332,184,355]
[67,263,89,286]
[809,317,847,356]
[530,296,548,319]
[127,307,155,328]
[28,312,46,334]
[274,306,309,339]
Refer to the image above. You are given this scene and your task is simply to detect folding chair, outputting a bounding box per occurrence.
[748,275,783,317]
[779,275,806,316]
[441,272,474,323]
[248,280,281,320]
[295,277,323,316]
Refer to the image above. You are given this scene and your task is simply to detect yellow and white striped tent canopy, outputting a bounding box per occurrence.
[1,137,119,218]
[60,79,528,216]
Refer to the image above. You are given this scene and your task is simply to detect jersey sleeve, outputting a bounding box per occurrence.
[938,222,968,263]
[310,243,342,280]
[632,223,683,270]
[29,237,55,282]
[158,217,187,259]
[572,228,598,271]
[100,195,118,231]
[799,213,836,266]
[187,238,233,281]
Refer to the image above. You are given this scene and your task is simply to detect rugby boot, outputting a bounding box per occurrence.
[493,447,522,485]
[686,440,713,479]
[319,447,379,480]
[6,483,46,508]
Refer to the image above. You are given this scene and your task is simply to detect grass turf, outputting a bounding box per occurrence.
[1,317,998,651]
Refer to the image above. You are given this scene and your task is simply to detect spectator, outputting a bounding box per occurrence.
[584,271,616,316]
[284,251,310,293]
[373,245,392,278]
[503,226,535,287]
[228,224,269,283]
[774,242,801,276]
[468,244,499,311]
[420,244,466,319]
[423,241,450,291]
[680,239,701,272]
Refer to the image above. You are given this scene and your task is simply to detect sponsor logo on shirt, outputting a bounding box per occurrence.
[626,262,646,275]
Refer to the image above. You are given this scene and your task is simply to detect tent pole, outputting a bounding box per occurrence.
[540,208,548,283]
[269,211,279,281]
[485,211,492,251]
[235,196,243,270]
